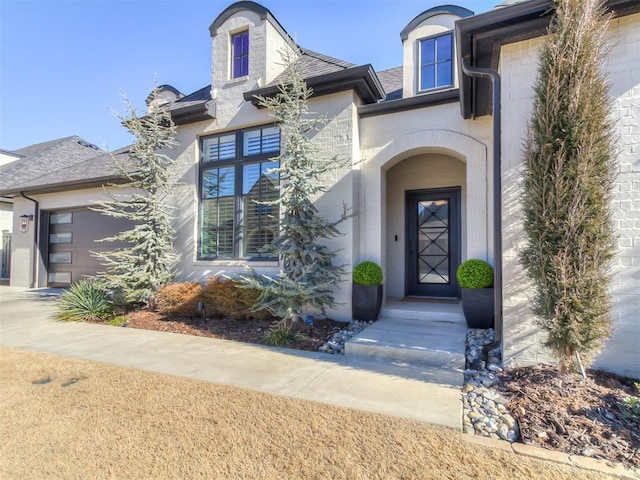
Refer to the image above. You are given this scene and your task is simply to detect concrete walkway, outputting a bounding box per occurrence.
[0,287,463,429]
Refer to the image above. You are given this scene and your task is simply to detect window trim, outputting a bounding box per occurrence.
[417,31,454,94]
[198,125,280,261]
[231,30,249,79]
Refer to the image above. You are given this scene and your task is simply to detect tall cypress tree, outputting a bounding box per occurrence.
[520,0,616,371]
[244,52,350,322]
[93,90,179,305]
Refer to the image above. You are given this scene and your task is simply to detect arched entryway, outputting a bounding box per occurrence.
[385,153,466,299]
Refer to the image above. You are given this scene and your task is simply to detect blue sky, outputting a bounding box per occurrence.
[1,0,498,151]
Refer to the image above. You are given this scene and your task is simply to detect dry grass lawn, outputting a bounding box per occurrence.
[0,347,612,480]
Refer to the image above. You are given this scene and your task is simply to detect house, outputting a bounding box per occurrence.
[1,0,638,378]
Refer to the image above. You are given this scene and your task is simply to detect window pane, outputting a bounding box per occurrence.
[218,167,235,196]
[437,60,452,87]
[242,163,260,195]
[203,134,236,162]
[241,32,249,54]
[436,34,452,62]
[233,58,242,78]
[421,38,435,65]
[421,65,435,90]
[50,212,72,224]
[48,272,71,284]
[219,135,236,160]
[49,252,71,264]
[232,31,248,78]
[50,232,72,244]
[243,130,262,156]
[241,160,279,258]
[261,126,280,153]
[201,197,235,258]
[243,127,280,157]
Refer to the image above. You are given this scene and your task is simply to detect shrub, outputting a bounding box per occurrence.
[202,277,272,321]
[520,0,615,370]
[107,315,128,326]
[154,282,202,317]
[353,261,383,286]
[263,324,304,346]
[58,280,113,322]
[456,260,493,289]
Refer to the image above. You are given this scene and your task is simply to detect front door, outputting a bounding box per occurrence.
[406,188,461,297]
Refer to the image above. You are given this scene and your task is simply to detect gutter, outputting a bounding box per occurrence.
[460,58,503,346]
[20,192,39,289]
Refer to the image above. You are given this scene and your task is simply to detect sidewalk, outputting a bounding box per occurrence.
[0,287,463,430]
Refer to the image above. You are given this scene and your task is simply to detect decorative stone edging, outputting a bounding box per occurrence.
[462,328,520,442]
[463,432,640,480]
[318,320,372,354]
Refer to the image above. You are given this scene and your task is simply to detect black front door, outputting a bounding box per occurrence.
[406,188,461,297]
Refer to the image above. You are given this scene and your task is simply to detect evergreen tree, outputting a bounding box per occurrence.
[244,52,350,322]
[520,0,616,371]
[93,90,179,305]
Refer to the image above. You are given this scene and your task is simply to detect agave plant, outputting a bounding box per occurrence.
[58,280,113,322]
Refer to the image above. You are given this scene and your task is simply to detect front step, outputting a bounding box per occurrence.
[381,299,465,324]
[345,316,466,369]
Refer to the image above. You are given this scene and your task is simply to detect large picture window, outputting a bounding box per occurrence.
[200,126,280,260]
[419,32,453,91]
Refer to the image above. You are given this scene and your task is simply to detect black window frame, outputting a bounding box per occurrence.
[198,125,280,261]
[418,31,454,93]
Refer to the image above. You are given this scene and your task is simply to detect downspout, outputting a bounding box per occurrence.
[20,192,39,288]
[460,58,503,347]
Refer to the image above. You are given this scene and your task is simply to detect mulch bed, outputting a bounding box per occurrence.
[497,364,640,468]
[121,310,344,351]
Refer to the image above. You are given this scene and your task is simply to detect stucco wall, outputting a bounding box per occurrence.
[500,13,640,379]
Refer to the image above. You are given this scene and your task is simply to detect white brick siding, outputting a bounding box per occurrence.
[499,14,640,378]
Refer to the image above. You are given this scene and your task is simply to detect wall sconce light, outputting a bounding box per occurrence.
[19,214,33,233]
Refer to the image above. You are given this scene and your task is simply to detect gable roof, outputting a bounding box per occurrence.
[268,49,355,86]
[0,136,105,195]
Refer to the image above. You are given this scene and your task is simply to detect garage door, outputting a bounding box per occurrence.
[47,208,133,287]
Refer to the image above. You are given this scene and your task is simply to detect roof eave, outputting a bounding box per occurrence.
[0,176,128,197]
[243,64,386,107]
[457,0,640,119]
[169,102,212,125]
[359,88,459,118]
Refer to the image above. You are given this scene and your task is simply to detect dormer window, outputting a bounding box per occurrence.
[419,32,453,91]
[232,31,249,78]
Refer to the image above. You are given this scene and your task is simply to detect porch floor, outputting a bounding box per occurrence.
[345,297,466,370]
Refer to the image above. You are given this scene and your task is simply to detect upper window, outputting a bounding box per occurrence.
[419,32,453,91]
[231,31,249,78]
[199,126,280,260]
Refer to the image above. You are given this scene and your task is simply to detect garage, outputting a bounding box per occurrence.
[46,208,132,287]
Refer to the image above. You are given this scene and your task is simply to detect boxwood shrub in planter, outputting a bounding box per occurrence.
[456,259,494,329]
[352,261,383,321]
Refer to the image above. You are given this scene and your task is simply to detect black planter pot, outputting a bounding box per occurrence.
[461,287,494,329]
[352,284,383,321]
